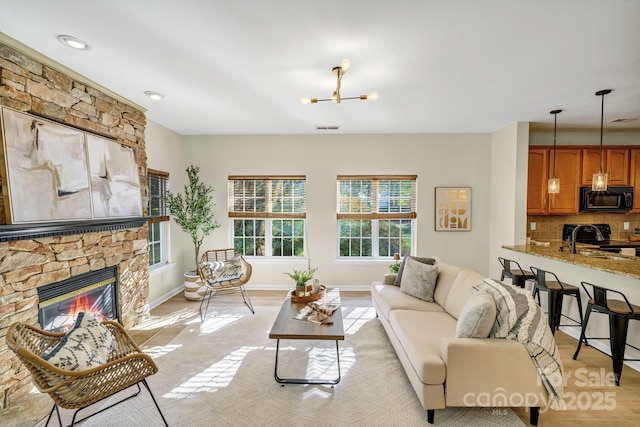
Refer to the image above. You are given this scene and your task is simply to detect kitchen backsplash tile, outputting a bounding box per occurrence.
[528,214,640,242]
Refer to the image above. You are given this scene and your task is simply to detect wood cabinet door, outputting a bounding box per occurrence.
[631,149,640,213]
[606,148,630,185]
[548,148,581,214]
[581,148,606,185]
[527,148,548,214]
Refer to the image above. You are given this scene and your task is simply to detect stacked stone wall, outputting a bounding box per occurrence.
[0,42,150,409]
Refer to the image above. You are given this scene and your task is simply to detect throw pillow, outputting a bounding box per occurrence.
[200,256,243,284]
[42,312,114,371]
[399,257,439,302]
[455,291,497,338]
[392,256,436,286]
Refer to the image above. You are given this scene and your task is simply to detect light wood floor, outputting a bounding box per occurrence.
[135,290,640,427]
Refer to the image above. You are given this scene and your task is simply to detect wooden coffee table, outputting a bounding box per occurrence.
[268,288,344,385]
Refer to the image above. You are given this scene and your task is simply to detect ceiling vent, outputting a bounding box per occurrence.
[609,118,637,123]
[316,125,340,130]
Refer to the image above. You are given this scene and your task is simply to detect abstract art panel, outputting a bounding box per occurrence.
[434,187,471,231]
[86,134,142,218]
[0,108,92,223]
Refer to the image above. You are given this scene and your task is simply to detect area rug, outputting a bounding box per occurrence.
[59,306,524,426]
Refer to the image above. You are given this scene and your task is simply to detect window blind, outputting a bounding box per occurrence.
[147,169,169,223]
[336,175,417,220]
[228,176,306,219]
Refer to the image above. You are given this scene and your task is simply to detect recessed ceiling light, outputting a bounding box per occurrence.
[56,35,89,50]
[144,91,165,101]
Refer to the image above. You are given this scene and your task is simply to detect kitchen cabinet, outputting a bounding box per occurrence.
[581,148,630,186]
[527,148,581,214]
[527,148,548,214]
[630,149,640,213]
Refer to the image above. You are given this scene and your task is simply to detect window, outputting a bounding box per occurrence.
[337,175,416,258]
[147,169,169,267]
[228,176,306,257]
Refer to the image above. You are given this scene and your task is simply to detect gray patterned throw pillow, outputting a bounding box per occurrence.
[399,257,439,302]
[42,312,114,371]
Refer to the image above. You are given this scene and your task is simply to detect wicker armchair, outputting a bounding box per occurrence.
[198,248,254,317]
[6,321,168,427]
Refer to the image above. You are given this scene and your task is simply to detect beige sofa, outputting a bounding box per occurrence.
[371,257,548,425]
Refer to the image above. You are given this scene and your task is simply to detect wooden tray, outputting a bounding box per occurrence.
[291,288,325,303]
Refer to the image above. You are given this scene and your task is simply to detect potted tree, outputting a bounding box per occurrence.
[166,165,220,300]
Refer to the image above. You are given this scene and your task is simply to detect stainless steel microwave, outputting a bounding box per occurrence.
[579,186,633,212]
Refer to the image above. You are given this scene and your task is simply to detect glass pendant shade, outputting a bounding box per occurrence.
[592,172,608,191]
[592,89,612,192]
[548,109,562,194]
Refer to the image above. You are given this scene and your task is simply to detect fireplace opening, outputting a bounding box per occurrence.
[37,266,120,332]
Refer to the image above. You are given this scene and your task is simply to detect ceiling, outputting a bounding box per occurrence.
[1,0,639,136]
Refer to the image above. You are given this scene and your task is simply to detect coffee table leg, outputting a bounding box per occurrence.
[274,339,341,385]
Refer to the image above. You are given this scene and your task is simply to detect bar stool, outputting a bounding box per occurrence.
[529,266,584,336]
[573,282,640,386]
[498,257,535,288]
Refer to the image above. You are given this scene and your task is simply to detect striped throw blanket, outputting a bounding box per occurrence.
[475,278,565,410]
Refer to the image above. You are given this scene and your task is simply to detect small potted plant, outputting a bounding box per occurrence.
[384,253,401,284]
[284,267,318,297]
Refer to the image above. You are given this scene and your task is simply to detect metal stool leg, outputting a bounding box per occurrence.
[609,314,630,386]
[573,303,594,359]
[547,290,562,334]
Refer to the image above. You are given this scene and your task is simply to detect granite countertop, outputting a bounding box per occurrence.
[502,240,640,280]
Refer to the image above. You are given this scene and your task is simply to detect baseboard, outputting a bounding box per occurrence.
[559,326,640,373]
[149,285,184,310]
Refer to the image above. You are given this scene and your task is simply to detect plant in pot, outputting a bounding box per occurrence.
[166,165,220,300]
[284,267,318,297]
[384,253,401,285]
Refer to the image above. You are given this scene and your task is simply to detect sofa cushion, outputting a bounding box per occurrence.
[390,310,457,384]
[444,268,486,320]
[400,258,439,302]
[371,282,445,321]
[393,256,436,286]
[455,291,497,338]
[433,263,462,308]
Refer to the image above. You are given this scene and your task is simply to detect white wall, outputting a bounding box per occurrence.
[179,133,493,288]
[488,123,530,279]
[145,120,188,304]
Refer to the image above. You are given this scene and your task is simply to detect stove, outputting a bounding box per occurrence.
[562,223,640,255]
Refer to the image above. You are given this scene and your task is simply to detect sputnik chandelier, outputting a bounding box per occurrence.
[301,59,378,104]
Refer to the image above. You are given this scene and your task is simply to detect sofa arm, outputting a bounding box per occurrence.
[441,337,548,407]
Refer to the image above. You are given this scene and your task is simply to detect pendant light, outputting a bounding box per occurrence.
[548,109,562,194]
[592,89,612,191]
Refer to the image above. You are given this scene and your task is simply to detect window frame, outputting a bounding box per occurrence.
[147,169,170,269]
[228,176,307,258]
[336,175,417,260]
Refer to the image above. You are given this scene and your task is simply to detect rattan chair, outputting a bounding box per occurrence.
[6,321,168,427]
[198,248,254,318]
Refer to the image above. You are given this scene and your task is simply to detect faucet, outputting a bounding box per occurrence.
[567,224,605,254]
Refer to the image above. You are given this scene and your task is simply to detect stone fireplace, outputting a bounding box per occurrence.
[0,39,151,411]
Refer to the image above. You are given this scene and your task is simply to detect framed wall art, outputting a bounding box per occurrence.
[434,187,471,231]
[0,108,93,223]
[0,107,142,224]
[87,134,142,218]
